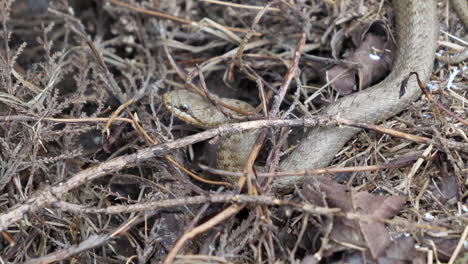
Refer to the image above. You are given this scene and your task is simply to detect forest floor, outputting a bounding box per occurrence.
[0,0,466,263]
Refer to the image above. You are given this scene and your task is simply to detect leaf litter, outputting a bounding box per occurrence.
[0,0,466,263]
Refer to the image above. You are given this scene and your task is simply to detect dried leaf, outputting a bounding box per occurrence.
[302,176,406,259]
[422,237,467,261]
[326,20,396,95]
[431,160,459,205]
[377,237,425,264]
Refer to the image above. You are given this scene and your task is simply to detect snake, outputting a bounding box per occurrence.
[163,89,260,183]
[163,0,465,193]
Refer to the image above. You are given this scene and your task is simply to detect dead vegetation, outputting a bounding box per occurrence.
[0,0,467,263]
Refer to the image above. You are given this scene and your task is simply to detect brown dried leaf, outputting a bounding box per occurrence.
[11,0,49,16]
[377,237,425,264]
[431,160,459,206]
[422,237,467,262]
[327,21,396,95]
[302,176,406,259]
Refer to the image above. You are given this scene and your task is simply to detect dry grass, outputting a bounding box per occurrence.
[0,0,466,263]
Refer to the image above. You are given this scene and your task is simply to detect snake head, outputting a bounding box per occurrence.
[163,89,255,129]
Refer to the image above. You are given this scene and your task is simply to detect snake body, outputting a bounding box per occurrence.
[163,90,259,181]
[451,0,468,29]
[275,0,439,192]
[164,0,440,192]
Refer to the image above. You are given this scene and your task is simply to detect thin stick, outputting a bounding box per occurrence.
[405,72,468,126]
[0,115,133,123]
[164,47,253,116]
[199,152,422,178]
[448,226,468,264]
[163,204,245,263]
[103,98,134,136]
[163,30,307,264]
[1,115,463,231]
[51,194,446,232]
[337,117,430,143]
[201,0,280,12]
[269,32,306,117]
[108,0,258,35]
[131,113,233,187]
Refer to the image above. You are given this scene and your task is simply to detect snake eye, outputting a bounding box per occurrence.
[180,104,189,111]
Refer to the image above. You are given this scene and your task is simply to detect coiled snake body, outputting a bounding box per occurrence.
[163,89,260,178]
[164,0,443,193]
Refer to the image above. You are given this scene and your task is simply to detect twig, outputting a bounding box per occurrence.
[0,115,463,231]
[336,117,430,143]
[24,234,111,264]
[269,32,306,117]
[164,47,253,117]
[201,0,280,12]
[108,0,259,35]
[199,151,423,178]
[131,112,233,187]
[236,2,271,69]
[0,115,133,123]
[405,72,468,126]
[163,204,245,263]
[103,98,134,136]
[24,214,142,264]
[405,144,434,195]
[0,116,328,231]
[51,194,331,214]
[164,32,307,262]
[86,40,126,102]
[2,114,465,151]
[50,194,446,232]
[448,225,468,264]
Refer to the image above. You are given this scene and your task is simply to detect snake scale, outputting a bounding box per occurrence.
[164,0,462,193]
